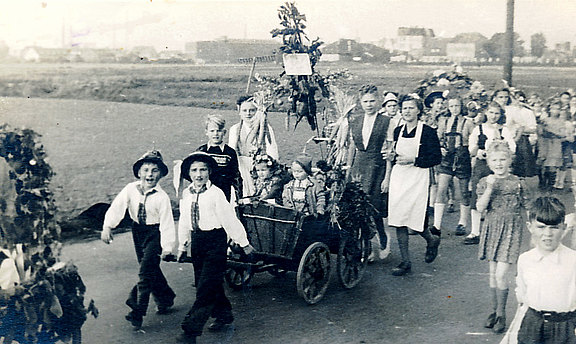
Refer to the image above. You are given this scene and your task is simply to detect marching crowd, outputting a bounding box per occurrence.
[99,81,576,343]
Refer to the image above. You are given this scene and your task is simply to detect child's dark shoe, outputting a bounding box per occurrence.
[455,224,467,236]
[484,312,496,328]
[125,312,143,330]
[463,234,480,245]
[208,319,233,332]
[492,316,506,333]
[391,261,412,276]
[424,236,440,263]
[175,333,197,344]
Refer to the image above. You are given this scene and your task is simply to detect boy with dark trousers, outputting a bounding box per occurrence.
[101,150,176,330]
[176,152,254,344]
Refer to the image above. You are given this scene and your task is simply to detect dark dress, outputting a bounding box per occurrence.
[349,112,391,217]
[478,174,527,264]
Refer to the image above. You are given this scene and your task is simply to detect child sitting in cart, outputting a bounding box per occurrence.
[239,154,286,205]
[282,154,326,217]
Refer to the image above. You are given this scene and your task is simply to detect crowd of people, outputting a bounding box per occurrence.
[99,79,576,343]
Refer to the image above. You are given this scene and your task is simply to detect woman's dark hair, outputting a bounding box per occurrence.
[399,94,424,114]
[491,89,512,106]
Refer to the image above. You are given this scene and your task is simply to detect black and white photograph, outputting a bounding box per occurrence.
[1,1,576,343]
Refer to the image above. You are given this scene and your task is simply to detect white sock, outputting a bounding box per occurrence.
[434,203,445,229]
[555,170,567,189]
[458,205,470,227]
[470,209,482,236]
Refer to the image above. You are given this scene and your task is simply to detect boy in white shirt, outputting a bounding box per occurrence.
[176,152,254,344]
[101,150,176,330]
[516,196,576,343]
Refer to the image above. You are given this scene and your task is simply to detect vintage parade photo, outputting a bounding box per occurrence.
[1,0,576,343]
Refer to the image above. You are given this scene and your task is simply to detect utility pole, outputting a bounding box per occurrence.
[503,0,515,85]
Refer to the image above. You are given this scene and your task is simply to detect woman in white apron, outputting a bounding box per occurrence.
[382,95,442,276]
[228,96,279,197]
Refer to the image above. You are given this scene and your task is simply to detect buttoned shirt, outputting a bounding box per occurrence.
[103,181,176,252]
[516,244,576,312]
[362,113,377,149]
[178,181,249,251]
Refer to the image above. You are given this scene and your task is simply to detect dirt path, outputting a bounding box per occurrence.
[62,208,541,344]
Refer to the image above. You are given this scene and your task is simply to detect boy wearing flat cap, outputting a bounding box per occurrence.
[101,150,176,330]
[176,152,254,344]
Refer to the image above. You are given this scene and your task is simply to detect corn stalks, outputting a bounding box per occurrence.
[327,86,356,167]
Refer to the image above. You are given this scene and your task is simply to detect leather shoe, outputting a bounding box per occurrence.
[175,333,197,344]
[455,224,467,236]
[208,319,233,332]
[391,261,412,276]
[424,236,440,263]
[463,235,480,245]
[125,312,143,330]
[484,312,497,328]
[492,316,506,333]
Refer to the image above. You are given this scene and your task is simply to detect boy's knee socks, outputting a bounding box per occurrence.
[470,210,482,236]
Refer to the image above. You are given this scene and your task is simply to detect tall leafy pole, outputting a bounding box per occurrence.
[503,0,515,85]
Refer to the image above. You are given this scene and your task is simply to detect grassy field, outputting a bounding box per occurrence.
[1,62,576,226]
[1,63,575,110]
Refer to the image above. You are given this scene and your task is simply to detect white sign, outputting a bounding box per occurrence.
[283,53,312,75]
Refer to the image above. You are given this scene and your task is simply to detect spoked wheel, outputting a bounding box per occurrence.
[296,242,332,305]
[225,267,253,291]
[337,230,371,289]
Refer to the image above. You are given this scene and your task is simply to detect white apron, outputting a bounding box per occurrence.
[388,122,429,232]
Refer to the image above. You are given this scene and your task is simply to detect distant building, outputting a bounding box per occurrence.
[185,37,279,64]
[21,46,71,63]
[395,27,435,58]
[322,39,389,63]
[446,43,476,62]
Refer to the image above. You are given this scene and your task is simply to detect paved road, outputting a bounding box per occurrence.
[61,198,575,344]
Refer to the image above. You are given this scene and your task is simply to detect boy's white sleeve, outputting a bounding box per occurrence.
[215,192,249,247]
[103,185,130,230]
[228,124,239,151]
[177,194,192,252]
[515,256,527,304]
[158,193,176,253]
[266,125,279,160]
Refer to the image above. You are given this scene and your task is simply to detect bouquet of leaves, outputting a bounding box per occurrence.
[0,124,96,344]
[413,66,475,99]
[271,2,328,131]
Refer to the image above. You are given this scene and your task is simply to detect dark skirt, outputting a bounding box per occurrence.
[512,135,538,177]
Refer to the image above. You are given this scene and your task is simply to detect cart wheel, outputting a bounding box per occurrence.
[225,267,253,291]
[337,231,370,289]
[296,242,331,305]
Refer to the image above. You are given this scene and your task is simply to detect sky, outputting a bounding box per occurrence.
[0,0,575,53]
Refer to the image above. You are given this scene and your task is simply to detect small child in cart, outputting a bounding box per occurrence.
[239,154,286,205]
[281,154,326,217]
